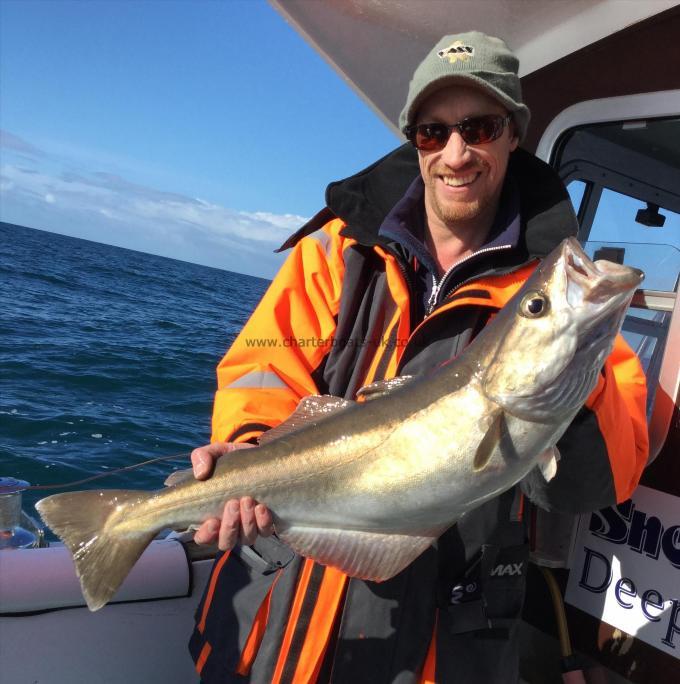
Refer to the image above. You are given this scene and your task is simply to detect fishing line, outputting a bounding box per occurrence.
[23,452,192,491]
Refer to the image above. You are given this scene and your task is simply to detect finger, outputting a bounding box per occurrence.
[191,442,256,480]
[218,499,241,550]
[191,446,217,480]
[191,442,232,479]
[194,518,219,545]
[254,504,274,537]
[239,497,257,545]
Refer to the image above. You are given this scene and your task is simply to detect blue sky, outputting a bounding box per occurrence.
[0,0,399,277]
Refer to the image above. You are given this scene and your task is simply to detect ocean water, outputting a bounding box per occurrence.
[0,222,270,522]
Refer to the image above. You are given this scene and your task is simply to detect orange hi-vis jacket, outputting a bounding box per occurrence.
[189,146,648,684]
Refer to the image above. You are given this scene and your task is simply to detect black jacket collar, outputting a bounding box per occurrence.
[277,144,577,258]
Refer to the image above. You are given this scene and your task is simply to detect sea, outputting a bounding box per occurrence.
[0,221,270,527]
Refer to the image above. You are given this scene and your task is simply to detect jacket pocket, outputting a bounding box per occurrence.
[482,541,530,626]
[441,540,530,636]
[190,543,296,682]
[235,533,297,573]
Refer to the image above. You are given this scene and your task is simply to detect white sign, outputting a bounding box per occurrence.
[565,485,680,659]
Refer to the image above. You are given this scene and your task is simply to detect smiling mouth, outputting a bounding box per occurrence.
[441,172,480,188]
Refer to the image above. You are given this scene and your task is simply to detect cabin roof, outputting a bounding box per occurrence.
[271,0,679,134]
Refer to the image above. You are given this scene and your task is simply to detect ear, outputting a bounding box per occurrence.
[508,118,520,151]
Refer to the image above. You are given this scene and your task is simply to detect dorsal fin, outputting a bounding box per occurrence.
[164,468,196,487]
[355,375,414,402]
[258,395,354,446]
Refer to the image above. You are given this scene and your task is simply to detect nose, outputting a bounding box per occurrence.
[440,130,472,168]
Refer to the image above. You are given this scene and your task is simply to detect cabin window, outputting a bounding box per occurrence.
[566,180,587,216]
[555,116,680,462]
[589,189,680,263]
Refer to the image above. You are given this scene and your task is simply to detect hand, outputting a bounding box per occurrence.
[191,442,274,550]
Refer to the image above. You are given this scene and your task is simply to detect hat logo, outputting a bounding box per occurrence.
[437,41,474,64]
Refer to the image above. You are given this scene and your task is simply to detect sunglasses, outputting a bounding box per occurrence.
[404,114,512,151]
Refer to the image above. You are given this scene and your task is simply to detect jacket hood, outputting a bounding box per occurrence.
[278,144,577,258]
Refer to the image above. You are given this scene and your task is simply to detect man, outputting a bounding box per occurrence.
[188,32,648,683]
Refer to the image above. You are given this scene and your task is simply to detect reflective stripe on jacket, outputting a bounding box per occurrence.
[190,146,648,683]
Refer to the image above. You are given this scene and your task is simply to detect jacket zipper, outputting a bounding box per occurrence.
[426,244,513,315]
[383,245,419,328]
[412,259,532,341]
[380,243,533,373]
[395,257,533,375]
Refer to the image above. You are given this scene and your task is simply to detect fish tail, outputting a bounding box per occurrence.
[36,489,158,611]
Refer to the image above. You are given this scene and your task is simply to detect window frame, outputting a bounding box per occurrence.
[537,91,680,464]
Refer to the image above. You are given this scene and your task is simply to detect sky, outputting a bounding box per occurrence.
[0,0,399,278]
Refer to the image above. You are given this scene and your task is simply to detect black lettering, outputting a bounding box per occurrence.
[629,510,663,560]
[614,578,637,609]
[661,525,680,569]
[662,600,680,649]
[578,547,612,593]
[641,589,664,623]
[589,501,633,544]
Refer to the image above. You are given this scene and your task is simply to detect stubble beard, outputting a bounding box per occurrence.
[431,193,484,226]
[426,177,493,232]
[422,154,507,235]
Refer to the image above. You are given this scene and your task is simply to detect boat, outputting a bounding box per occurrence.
[2,2,679,681]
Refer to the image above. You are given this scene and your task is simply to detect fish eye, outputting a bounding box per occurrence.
[519,291,549,318]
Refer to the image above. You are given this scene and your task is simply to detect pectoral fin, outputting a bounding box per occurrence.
[538,446,560,482]
[276,524,444,582]
[473,410,505,471]
[520,447,561,511]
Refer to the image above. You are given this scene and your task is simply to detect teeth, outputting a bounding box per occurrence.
[442,173,478,187]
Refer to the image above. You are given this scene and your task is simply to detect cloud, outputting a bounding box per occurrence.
[0,131,308,277]
[0,129,45,157]
[243,211,309,231]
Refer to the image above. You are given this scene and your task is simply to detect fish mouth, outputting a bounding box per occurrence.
[561,237,643,355]
[563,237,643,308]
[497,240,643,418]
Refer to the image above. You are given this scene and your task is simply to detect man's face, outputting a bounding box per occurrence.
[416,85,519,231]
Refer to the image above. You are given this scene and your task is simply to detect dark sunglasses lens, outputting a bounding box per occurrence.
[460,116,503,144]
[409,116,506,150]
[415,124,450,151]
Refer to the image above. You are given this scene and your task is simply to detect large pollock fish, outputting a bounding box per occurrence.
[36,237,643,611]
